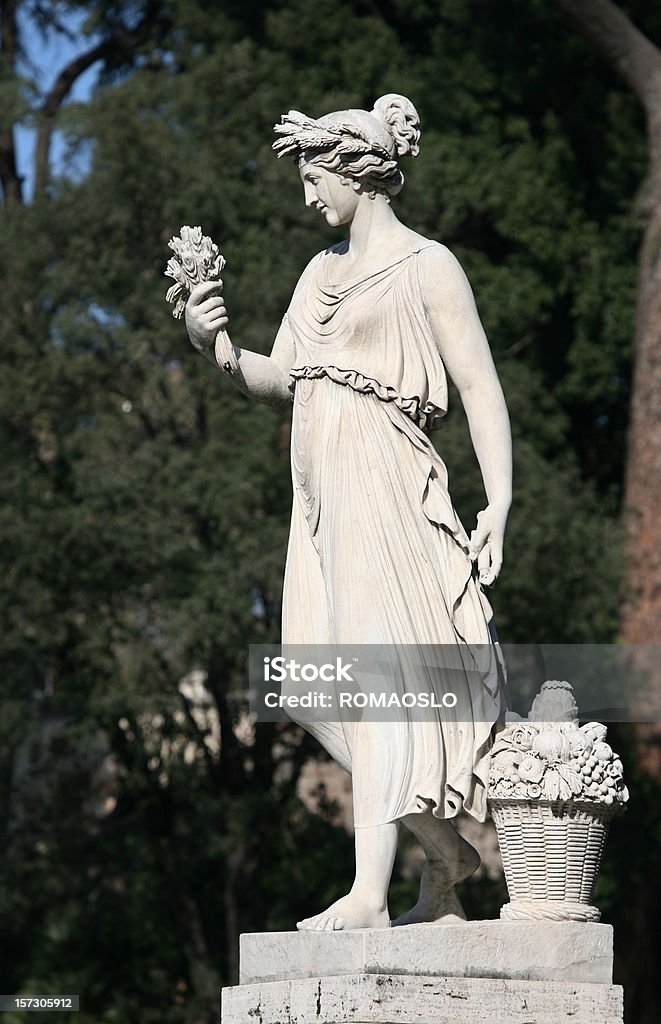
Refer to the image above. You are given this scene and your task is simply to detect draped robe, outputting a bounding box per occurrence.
[280,240,505,827]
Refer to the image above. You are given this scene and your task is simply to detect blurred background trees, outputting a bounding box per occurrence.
[551,0,661,643]
[0,1,659,1022]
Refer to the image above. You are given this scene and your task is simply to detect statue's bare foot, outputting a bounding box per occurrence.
[392,826,481,926]
[297,891,390,931]
[391,862,469,925]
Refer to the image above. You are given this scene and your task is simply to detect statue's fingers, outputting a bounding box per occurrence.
[468,523,488,560]
[489,554,503,582]
[478,543,502,587]
[489,537,503,579]
[188,280,223,306]
[196,295,225,315]
[478,545,494,584]
[477,544,491,575]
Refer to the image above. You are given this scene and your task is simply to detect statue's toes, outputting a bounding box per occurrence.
[298,912,328,931]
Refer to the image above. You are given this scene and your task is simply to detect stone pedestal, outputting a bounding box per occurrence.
[222,922,623,1024]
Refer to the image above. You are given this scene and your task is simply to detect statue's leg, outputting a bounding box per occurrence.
[391,812,480,926]
[297,820,396,931]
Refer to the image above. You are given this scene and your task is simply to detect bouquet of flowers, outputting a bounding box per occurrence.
[165,226,225,319]
[165,226,237,373]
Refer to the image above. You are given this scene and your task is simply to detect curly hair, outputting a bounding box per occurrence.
[273,94,420,197]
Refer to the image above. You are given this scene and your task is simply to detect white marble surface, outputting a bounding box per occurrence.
[223,971,623,1024]
[239,921,614,986]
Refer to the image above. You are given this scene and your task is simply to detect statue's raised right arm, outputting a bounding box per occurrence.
[185,279,295,407]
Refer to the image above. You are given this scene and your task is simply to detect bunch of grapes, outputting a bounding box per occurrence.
[573,744,627,805]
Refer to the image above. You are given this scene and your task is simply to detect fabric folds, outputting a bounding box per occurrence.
[281,242,505,827]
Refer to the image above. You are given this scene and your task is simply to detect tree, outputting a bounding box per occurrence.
[550,0,661,643]
[543,5,661,1019]
[0,1,654,1021]
[0,0,173,209]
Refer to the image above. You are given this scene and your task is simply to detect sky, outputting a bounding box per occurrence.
[15,7,101,199]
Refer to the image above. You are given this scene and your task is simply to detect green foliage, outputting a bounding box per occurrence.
[0,0,654,1021]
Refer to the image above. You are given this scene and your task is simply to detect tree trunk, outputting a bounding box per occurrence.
[0,0,23,211]
[33,42,108,199]
[620,199,661,642]
[549,5,661,1019]
[551,0,661,643]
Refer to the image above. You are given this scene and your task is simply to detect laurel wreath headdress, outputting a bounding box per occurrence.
[272,110,393,163]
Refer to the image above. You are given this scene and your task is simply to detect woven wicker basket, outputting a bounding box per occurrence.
[489,797,618,921]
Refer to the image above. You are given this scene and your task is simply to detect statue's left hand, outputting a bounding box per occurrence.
[468,504,509,586]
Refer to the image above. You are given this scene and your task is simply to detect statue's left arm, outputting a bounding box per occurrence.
[419,245,512,585]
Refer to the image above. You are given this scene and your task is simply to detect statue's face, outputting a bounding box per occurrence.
[299,161,361,227]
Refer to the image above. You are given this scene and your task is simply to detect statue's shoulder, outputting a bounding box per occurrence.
[414,239,473,295]
[296,241,346,282]
[290,247,331,298]
[414,237,462,269]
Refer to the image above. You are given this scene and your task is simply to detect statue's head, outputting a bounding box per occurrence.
[273,94,421,199]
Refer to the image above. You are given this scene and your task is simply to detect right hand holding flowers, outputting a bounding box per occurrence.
[185,281,229,358]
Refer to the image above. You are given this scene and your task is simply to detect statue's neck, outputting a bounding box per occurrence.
[347,194,401,259]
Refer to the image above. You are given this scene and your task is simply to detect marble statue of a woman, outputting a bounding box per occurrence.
[185,94,512,932]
